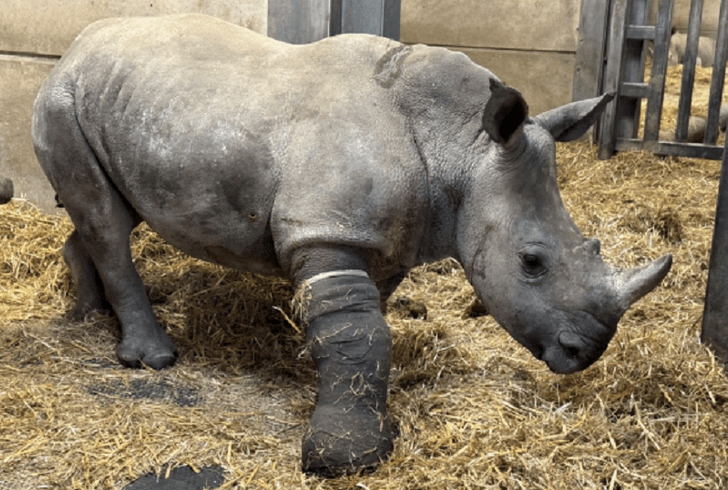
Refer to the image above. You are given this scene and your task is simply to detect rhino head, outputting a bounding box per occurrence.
[457,81,672,374]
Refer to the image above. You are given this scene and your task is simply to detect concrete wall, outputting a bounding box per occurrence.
[400,0,582,116]
[650,0,723,37]
[0,0,266,213]
[673,0,722,36]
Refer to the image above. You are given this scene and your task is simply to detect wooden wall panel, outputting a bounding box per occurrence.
[0,0,266,56]
[0,57,57,212]
[459,48,576,116]
[401,0,580,52]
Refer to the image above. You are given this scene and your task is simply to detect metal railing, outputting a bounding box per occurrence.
[598,0,728,160]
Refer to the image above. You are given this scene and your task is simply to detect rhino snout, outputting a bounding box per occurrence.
[539,327,611,375]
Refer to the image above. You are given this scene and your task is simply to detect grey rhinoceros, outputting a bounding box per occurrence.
[0,177,12,204]
[668,30,717,67]
[32,14,672,477]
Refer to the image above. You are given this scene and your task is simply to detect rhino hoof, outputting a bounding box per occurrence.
[116,337,179,370]
[301,409,393,477]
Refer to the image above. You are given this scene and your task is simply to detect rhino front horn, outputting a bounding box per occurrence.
[612,254,673,311]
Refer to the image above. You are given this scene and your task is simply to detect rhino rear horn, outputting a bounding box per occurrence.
[482,79,529,145]
[534,92,615,142]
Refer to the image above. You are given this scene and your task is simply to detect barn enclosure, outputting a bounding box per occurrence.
[3,1,728,489]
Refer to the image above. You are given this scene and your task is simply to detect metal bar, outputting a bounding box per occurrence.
[616,0,650,140]
[330,0,343,37]
[701,126,728,366]
[330,0,401,40]
[621,81,650,98]
[340,0,385,36]
[382,0,401,40]
[626,25,656,39]
[675,0,705,141]
[704,0,728,144]
[599,0,631,160]
[267,0,329,44]
[644,0,674,142]
[617,138,724,159]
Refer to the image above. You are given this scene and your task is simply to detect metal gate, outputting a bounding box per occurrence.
[598,0,728,160]
[596,0,728,366]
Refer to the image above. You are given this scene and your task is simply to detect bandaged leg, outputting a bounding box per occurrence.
[298,271,393,476]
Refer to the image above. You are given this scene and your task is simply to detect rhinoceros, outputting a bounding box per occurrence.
[0,177,12,204]
[32,14,672,477]
[668,30,717,67]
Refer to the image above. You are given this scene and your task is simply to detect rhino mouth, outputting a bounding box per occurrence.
[539,345,589,375]
[530,313,616,375]
[511,334,584,375]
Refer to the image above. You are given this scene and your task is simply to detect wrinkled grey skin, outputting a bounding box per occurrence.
[33,14,671,475]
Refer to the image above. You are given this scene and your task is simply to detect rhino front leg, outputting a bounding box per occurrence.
[291,248,393,476]
[300,273,393,476]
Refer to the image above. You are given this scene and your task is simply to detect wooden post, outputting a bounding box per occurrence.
[643,0,674,142]
[330,0,401,40]
[616,0,650,142]
[267,0,330,44]
[703,0,728,144]
[598,0,630,160]
[573,0,611,104]
[702,120,728,366]
[675,0,705,142]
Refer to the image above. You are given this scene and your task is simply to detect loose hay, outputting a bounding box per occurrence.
[3,80,728,489]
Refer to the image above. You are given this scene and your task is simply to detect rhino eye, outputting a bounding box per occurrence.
[521,253,546,277]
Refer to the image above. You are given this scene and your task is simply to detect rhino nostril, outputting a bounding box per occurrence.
[585,238,601,255]
[558,331,586,359]
[565,346,580,359]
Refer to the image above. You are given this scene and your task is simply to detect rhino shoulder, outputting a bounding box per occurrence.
[391,44,498,133]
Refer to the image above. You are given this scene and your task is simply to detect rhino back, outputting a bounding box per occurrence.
[39,14,429,278]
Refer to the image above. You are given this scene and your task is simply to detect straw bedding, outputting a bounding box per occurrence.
[2,64,728,489]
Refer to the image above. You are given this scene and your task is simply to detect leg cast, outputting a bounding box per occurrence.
[300,273,393,476]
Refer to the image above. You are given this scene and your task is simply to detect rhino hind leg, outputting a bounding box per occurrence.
[62,230,111,320]
[35,103,177,370]
[64,191,178,370]
[298,271,393,477]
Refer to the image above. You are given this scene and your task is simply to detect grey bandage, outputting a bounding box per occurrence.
[299,271,393,476]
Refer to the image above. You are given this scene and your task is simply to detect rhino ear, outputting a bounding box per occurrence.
[534,92,615,142]
[482,79,529,145]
